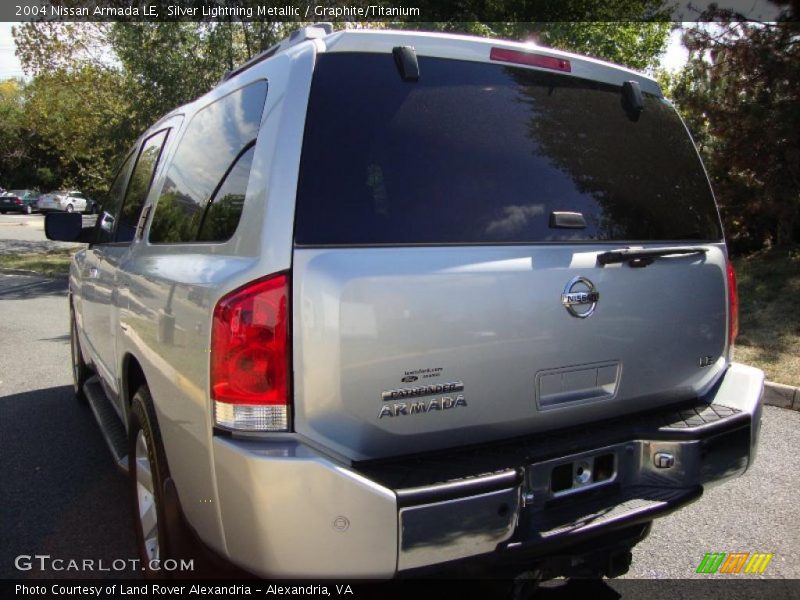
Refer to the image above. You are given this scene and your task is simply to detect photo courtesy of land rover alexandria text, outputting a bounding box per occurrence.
[46,25,763,579]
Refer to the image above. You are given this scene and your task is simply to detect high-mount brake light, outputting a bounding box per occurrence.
[490,47,571,72]
[211,273,290,432]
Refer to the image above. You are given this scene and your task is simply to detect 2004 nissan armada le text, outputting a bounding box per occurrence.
[47,26,764,580]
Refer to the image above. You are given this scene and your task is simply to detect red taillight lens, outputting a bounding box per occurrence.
[211,273,290,431]
[14,198,21,205]
[490,47,571,72]
[726,260,739,347]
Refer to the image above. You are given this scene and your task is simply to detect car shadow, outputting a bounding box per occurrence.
[0,383,251,580]
[0,385,139,579]
[0,275,67,300]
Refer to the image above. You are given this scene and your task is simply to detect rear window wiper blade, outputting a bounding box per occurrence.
[597,246,709,266]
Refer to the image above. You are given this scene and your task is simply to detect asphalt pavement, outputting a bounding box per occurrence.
[0,273,137,581]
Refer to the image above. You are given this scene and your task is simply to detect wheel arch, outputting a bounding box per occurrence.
[122,352,148,411]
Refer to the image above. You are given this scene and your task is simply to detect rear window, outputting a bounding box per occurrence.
[295,53,722,245]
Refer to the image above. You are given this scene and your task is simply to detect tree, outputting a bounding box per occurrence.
[0,79,30,187]
[669,4,800,250]
[23,66,135,195]
[533,22,672,71]
[13,22,112,75]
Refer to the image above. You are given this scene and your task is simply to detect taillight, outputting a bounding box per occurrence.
[726,260,739,347]
[490,47,571,72]
[211,273,290,432]
[14,198,21,205]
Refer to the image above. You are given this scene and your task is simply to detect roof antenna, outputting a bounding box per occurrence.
[393,46,419,82]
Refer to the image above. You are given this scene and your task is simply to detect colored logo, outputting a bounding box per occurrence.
[696,552,773,574]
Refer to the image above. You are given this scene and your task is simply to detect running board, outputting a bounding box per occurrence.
[83,376,129,473]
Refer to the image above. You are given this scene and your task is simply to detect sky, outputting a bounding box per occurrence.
[0,22,24,80]
[0,22,692,82]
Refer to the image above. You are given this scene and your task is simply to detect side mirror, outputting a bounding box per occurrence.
[45,212,97,243]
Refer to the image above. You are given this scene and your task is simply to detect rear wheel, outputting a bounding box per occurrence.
[129,386,173,576]
[70,313,90,401]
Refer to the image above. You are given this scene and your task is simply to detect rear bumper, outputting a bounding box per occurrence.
[211,362,763,578]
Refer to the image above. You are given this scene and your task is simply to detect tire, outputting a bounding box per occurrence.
[0,210,6,214]
[70,312,90,401]
[65,204,74,213]
[129,386,173,576]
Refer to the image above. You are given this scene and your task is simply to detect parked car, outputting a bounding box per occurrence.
[84,197,100,214]
[0,189,39,214]
[46,26,763,582]
[37,190,89,213]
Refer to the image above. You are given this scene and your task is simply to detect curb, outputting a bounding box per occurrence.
[763,381,800,411]
[0,267,68,280]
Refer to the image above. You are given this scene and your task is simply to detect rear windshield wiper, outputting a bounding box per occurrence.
[597,246,709,267]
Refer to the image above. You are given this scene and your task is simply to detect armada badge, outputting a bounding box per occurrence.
[379,381,467,419]
[379,395,467,419]
[561,276,599,318]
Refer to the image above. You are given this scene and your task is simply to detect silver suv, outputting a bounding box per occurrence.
[47,26,763,580]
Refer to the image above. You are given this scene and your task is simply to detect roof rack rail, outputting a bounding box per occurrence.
[219,23,333,83]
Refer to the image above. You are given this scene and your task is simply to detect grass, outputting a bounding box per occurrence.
[733,246,800,387]
[0,248,74,277]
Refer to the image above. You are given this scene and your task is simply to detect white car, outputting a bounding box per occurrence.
[36,190,89,213]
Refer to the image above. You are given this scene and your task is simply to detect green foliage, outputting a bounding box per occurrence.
[669,4,800,251]
[0,79,30,187]
[35,167,56,189]
[13,22,112,75]
[23,66,135,196]
[109,23,237,126]
[534,22,672,71]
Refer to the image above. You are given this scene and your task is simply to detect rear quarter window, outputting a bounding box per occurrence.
[295,54,723,246]
[149,80,267,244]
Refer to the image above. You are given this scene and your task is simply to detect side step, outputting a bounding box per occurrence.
[83,376,129,473]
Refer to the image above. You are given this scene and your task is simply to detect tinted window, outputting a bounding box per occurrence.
[295,54,723,245]
[95,152,135,244]
[116,129,169,242]
[196,145,254,242]
[149,81,267,243]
